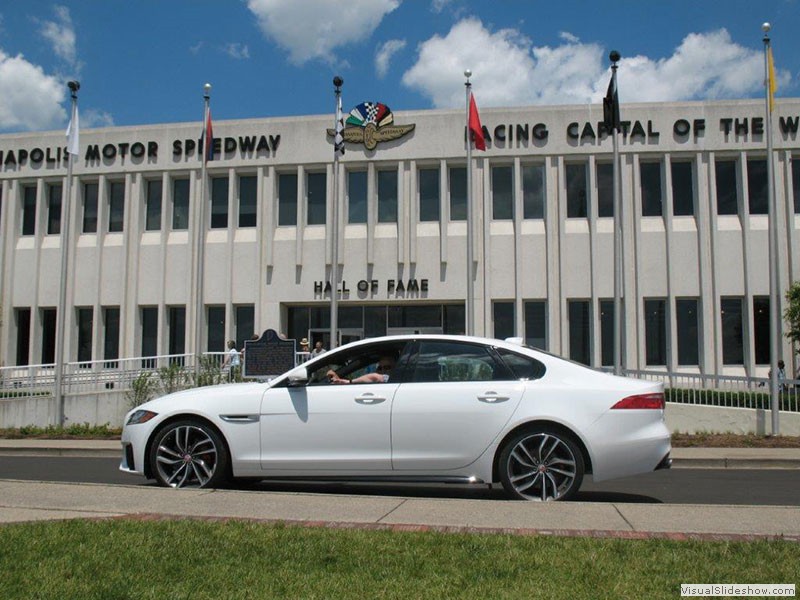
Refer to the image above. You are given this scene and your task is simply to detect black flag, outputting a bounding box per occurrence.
[603,75,620,133]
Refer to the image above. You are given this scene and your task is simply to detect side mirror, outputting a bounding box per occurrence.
[286,366,309,385]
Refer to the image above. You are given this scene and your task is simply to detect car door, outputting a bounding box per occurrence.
[259,341,405,472]
[390,340,525,471]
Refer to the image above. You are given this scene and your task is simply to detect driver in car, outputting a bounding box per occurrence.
[327,353,397,384]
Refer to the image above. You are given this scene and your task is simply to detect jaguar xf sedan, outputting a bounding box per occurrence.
[120,335,671,501]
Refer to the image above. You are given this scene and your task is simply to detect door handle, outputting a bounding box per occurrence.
[355,394,386,405]
[477,392,509,403]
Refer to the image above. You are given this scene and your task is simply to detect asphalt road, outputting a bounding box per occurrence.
[1,456,798,505]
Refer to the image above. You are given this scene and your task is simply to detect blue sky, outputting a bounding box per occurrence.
[1,0,798,133]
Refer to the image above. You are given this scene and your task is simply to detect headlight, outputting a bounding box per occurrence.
[127,410,158,425]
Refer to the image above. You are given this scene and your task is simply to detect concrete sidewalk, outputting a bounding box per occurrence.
[0,479,798,542]
[2,439,800,469]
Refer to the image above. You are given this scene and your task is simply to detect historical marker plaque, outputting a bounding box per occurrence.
[243,329,296,379]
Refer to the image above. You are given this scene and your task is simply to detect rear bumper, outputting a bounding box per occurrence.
[655,452,672,471]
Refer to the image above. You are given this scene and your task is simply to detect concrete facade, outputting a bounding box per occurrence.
[1,98,799,377]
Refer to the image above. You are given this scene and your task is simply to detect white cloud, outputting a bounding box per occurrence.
[82,108,115,129]
[403,19,781,109]
[0,49,66,131]
[247,0,400,64]
[223,42,251,60]
[375,39,406,78]
[402,18,540,108]
[37,5,79,71]
[189,41,204,55]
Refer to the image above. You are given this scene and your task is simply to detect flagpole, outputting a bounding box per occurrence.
[55,80,80,426]
[609,51,623,377]
[195,83,211,370]
[464,69,475,337]
[330,76,343,350]
[762,23,780,435]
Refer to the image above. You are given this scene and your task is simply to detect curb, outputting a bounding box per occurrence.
[1,445,800,468]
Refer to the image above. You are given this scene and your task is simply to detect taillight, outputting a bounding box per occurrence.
[611,393,664,410]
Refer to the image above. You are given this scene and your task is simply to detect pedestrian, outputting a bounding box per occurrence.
[311,340,326,357]
[222,340,241,382]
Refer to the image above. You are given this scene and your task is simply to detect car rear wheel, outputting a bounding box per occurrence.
[150,420,229,489]
[499,429,584,501]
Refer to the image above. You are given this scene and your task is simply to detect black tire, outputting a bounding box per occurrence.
[498,428,584,501]
[149,419,229,489]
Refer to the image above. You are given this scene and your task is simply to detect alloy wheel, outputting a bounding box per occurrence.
[503,432,582,501]
[154,424,220,488]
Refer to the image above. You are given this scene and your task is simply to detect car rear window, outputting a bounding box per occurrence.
[495,348,546,381]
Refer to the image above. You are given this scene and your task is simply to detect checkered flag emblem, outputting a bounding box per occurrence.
[334,96,345,156]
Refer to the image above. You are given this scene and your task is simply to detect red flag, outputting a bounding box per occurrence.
[201,109,214,162]
[468,93,485,151]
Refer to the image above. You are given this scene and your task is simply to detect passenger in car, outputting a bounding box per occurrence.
[327,353,397,384]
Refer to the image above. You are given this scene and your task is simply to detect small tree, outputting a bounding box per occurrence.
[785,281,800,355]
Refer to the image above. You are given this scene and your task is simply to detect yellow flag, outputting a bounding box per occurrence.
[767,46,777,113]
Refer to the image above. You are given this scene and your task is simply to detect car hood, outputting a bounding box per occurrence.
[133,381,268,415]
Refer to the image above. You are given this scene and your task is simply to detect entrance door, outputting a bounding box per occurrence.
[339,328,363,346]
[387,327,443,336]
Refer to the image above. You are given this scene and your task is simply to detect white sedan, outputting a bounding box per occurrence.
[120,335,671,501]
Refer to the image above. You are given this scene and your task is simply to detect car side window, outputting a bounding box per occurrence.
[411,341,512,383]
[304,341,408,385]
[495,348,546,381]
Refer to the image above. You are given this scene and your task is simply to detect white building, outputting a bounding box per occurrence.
[1,98,798,379]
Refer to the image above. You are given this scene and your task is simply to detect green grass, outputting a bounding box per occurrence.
[0,520,797,599]
[0,423,121,439]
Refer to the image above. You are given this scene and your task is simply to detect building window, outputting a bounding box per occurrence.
[22,186,36,236]
[522,164,545,219]
[597,162,614,218]
[644,298,667,366]
[640,162,663,217]
[210,176,228,229]
[747,158,768,215]
[15,308,31,366]
[524,300,547,350]
[168,306,186,358]
[493,301,514,340]
[347,170,367,224]
[676,298,699,366]
[172,178,190,230]
[207,306,226,352]
[83,182,98,233]
[47,183,62,235]
[103,307,120,366]
[108,181,125,232]
[566,163,588,218]
[307,172,326,225]
[672,160,695,216]
[141,307,158,366]
[238,175,257,228]
[77,307,93,363]
[145,179,162,231]
[793,157,800,214]
[235,305,255,350]
[568,299,591,365]
[377,169,398,223]
[41,308,57,364]
[278,172,298,226]
[715,158,738,216]
[721,297,744,365]
[449,166,467,221]
[599,299,614,367]
[419,167,440,222]
[492,165,513,220]
[753,297,770,365]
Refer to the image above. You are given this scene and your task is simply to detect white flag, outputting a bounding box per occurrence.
[66,103,80,156]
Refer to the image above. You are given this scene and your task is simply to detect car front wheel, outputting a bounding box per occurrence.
[150,420,229,489]
[499,429,584,501]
